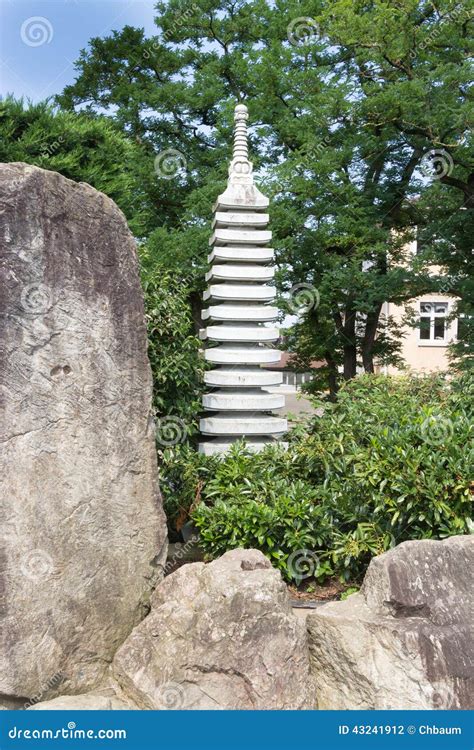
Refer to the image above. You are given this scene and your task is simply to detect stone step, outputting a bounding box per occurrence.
[202,305,279,322]
[212,211,269,229]
[203,284,276,302]
[200,325,279,343]
[204,345,282,365]
[199,438,288,455]
[204,368,283,388]
[205,265,274,283]
[208,247,274,264]
[214,191,269,213]
[202,389,285,411]
[200,413,288,436]
[209,228,272,246]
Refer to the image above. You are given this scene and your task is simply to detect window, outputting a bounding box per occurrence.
[419,302,449,343]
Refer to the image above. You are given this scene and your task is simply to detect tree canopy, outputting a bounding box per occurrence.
[8,0,472,392]
[0,97,161,237]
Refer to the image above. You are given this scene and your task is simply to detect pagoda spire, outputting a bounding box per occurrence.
[198,102,287,455]
[225,103,254,187]
[214,103,267,209]
[233,103,249,160]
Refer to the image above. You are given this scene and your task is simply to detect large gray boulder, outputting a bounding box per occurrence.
[0,163,167,702]
[307,535,473,709]
[27,691,136,711]
[113,549,315,709]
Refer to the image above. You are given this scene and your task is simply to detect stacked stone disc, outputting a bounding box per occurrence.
[199,104,287,455]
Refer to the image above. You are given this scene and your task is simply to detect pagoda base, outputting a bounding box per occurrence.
[198,438,289,456]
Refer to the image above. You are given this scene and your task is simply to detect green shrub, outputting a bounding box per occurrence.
[140,255,204,436]
[163,374,473,582]
[190,443,333,574]
[0,97,155,238]
[159,445,219,539]
[300,373,472,564]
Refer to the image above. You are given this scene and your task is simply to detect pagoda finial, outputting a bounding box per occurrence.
[228,102,253,184]
[233,103,249,161]
[214,101,268,209]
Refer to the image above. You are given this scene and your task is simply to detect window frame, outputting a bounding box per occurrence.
[418,300,450,347]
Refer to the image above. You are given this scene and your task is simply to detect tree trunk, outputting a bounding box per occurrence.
[343,305,357,380]
[343,346,357,379]
[325,350,339,402]
[361,304,383,373]
[189,290,203,336]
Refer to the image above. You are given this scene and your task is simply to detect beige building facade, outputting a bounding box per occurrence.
[383,294,458,374]
[381,241,458,375]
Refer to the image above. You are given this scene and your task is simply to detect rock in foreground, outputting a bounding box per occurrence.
[0,163,167,702]
[307,535,474,709]
[27,691,136,711]
[113,549,315,709]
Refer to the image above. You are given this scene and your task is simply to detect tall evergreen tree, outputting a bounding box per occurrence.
[57,0,473,390]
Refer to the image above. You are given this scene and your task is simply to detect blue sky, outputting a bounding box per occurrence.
[0,0,157,102]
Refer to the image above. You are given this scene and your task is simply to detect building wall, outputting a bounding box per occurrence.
[375,238,459,375]
[281,371,314,389]
[382,292,458,375]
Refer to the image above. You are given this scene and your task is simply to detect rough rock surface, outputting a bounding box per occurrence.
[307,535,474,709]
[27,691,136,711]
[0,163,167,702]
[113,549,315,709]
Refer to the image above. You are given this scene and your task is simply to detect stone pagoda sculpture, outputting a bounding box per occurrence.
[199,103,287,455]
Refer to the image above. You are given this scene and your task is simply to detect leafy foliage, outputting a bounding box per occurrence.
[416,182,474,371]
[296,373,473,578]
[140,249,204,431]
[57,0,473,387]
[159,445,219,541]
[162,374,473,581]
[0,97,156,237]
